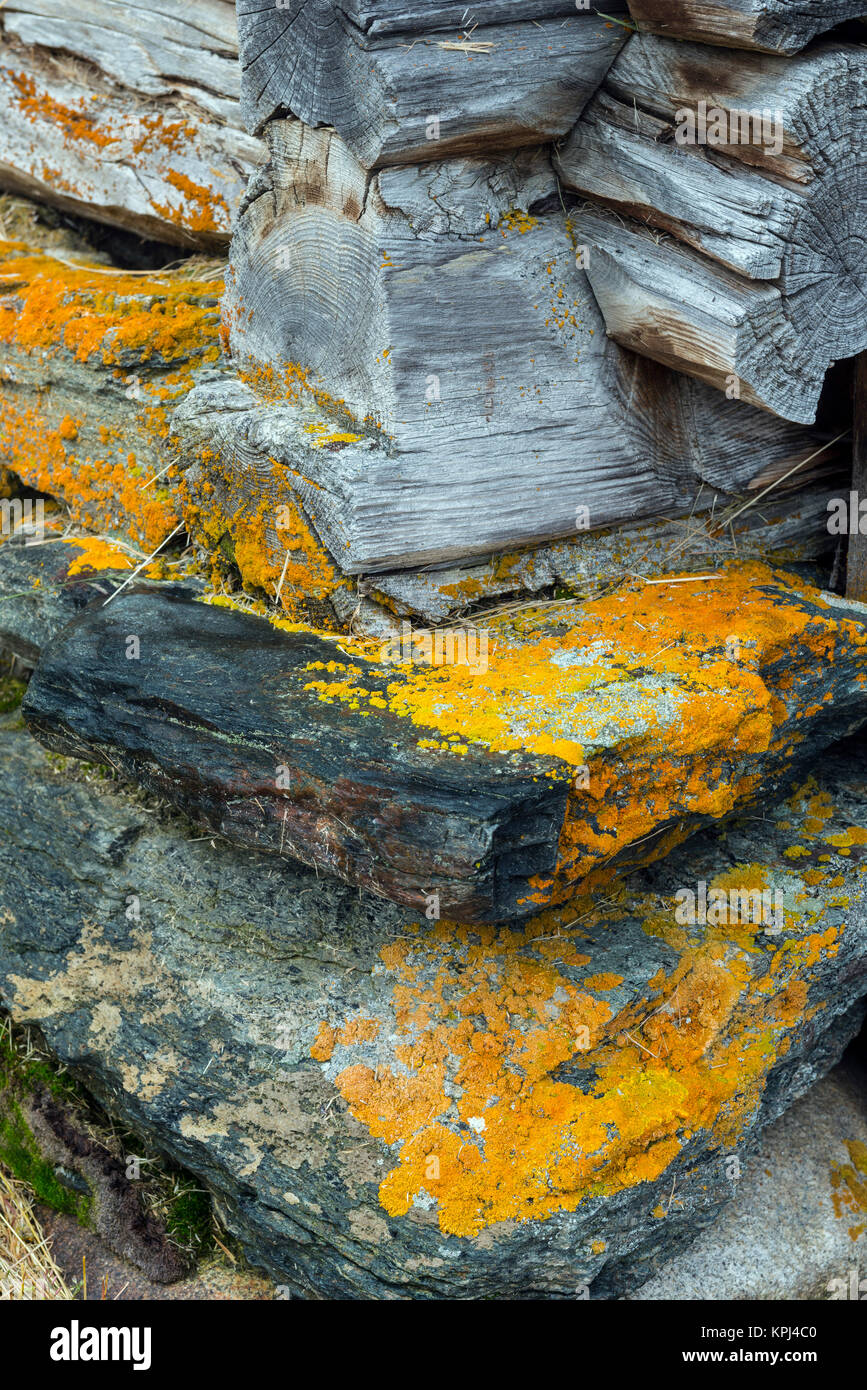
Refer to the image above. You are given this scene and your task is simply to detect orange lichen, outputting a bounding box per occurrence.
[150,171,229,237]
[0,239,223,548]
[0,241,222,367]
[830,1140,867,1241]
[63,536,134,576]
[180,446,346,622]
[5,69,231,238]
[302,563,867,905]
[10,71,119,150]
[311,1022,338,1062]
[583,973,623,991]
[314,844,847,1237]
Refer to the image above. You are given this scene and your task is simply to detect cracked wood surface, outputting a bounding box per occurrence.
[220,123,831,574]
[558,35,867,424]
[626,0,866,54]
[0,1,265,246]
[236,1,628,162]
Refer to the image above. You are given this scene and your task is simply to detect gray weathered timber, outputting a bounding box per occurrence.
[2,0,241,112]
[369,488,840,622]
[236,2,627,163]
[0,718,864,1296]
[626,0,866,54]
[221,125,830,571]
[0,2,265,245]
[177,365,839,590]
[558,36,867,424]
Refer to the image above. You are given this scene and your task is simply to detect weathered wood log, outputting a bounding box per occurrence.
[236,2,628,164]
[20,561,867,922]
[556,36,867,424]
[0,207,843,632]
[0,2,265,246]
[368,486,842,622]
[178,362,844,617]
[222,124,834,573]
[625,0,866,54]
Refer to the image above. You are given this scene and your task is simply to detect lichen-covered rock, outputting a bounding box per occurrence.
[0,720,864,1298]
[0,238,222,551]
[21,560,867,920]
[0,535,200,667]
[632,1050,867,1300]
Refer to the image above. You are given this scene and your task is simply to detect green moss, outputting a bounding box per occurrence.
[0,1095,92,1221]
[0,1026,80,1106]
[0,675,26,713]
[164,1182,213,1254]
[0,1023,93,1223]
[43,749,116,782]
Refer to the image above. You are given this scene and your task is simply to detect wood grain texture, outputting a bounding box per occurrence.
[0,2,265,246]
[221,124,831,574]
[2,0,241,111]
[625,0,866,54]
[558,36,867,423]
[369,486,842,622]
[236,2,627,163]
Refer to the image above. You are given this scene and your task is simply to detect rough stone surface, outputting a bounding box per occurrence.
[20,562,867,922]
[0,537,199,667]
[632,1047,867,1300]
[0,718,865,1298]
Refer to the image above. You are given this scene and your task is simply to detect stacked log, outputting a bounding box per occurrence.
[1,4,858,616]
[0,1,265,247]
[236,1,630,159]
[209,6,853,598]
[558,34,867,423]
[1,0,867,1312]
[625,0,866,53]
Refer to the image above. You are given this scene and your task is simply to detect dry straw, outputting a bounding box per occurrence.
[0,1167,74,1301]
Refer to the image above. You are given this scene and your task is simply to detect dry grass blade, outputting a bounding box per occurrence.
[38,249,226,285]
[436,39,495,51]
[436,21,494,53]
[102,521,187,606]
[718,430,850,531]
[0,1166,74,1301]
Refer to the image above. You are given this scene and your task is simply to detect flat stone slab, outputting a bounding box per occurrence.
[18,557,867,920]
[0,719,865,1297]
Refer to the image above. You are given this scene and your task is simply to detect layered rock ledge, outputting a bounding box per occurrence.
[0,717,864,1297]
[17,554,867,920]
